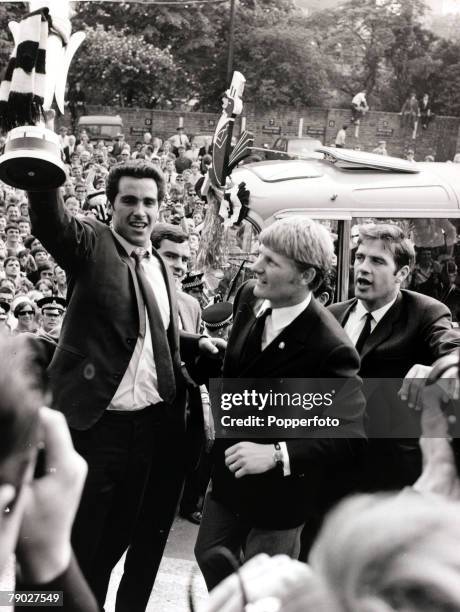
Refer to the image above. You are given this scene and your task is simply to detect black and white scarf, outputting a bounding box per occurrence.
[0,8,49,132]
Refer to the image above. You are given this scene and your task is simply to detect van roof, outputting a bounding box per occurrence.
[232,158,460,225]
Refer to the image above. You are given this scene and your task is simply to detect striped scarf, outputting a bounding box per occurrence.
[0,9,49,133]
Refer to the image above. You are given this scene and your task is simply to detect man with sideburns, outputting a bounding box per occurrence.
[27,160,225,609]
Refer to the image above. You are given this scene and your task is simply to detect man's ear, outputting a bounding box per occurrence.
[395,265,410,284]
[301,267,316,287]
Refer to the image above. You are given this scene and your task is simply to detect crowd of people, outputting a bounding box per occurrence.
[2,122,460,612]
[0,126,220,340]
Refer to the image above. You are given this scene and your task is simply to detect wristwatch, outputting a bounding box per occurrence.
[273,442,284,471]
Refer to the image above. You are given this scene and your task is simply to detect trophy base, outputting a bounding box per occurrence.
[0,126,66,191]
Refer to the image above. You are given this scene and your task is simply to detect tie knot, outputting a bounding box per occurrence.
[258,307,272,320]
[364,312,373,322]
[132,248,149,263]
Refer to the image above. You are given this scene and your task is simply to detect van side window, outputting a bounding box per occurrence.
[350,218,460,324]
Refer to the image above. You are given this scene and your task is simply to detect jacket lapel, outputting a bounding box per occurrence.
[360,293,403,359]
[239,299,317,377]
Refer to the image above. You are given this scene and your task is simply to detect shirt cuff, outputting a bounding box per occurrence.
[279,442,291,476]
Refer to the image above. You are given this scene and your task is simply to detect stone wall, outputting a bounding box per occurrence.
[60,104,460,162]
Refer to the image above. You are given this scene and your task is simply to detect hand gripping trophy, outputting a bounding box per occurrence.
[0,1,85,190]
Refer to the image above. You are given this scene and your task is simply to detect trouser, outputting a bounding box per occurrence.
[115,417,187,612]
[195,492,303,591]
[71,404,169,609]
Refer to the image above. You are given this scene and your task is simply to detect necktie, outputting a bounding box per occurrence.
[355,312,374,354]
[242,308,272,362]
[132,248,175,404]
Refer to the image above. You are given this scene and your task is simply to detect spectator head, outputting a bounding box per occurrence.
[6,203,20,223]
[165,159,175,173]
[13,297,36,323]
[5,223,20,244]
[4,256,20,279]
[170,203,185,226]
[17,277,33,295]
[37,263,54,281]
[424,155,435,162]
[453,153,460,163]
[37,296,66,333]
[310,493,460,612]
[119,149,131,163]
[191,162,200,174]
[201,301,233,340]
[20,201,29,217]
[80,150,91,164]
[188,232,200,251]
[151,223,190,282]
[143,131,152,144]
[74,183,87,203]
[58,126,68,136]
[106,161,165,248]
[71,165,83,180]
[17,249,30,267]
[18,218,31,237]
[202,154,212,170]
[192,211,203,226]
[0,216,6,233]
[35,278,54,297]
[177,145,186,157]
[0,299,9,321]
[64,197,80,217]
[54,265,66,286]
[0,284,14,305]
[31,247,49,266]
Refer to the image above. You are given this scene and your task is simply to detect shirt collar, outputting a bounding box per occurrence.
[257,293,312,330]
[111,229,152,258]
[355,294,398,323]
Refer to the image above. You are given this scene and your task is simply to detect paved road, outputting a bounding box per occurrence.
[104,516,208,611]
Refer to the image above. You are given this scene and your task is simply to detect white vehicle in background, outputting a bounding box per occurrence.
[210,147,460,323]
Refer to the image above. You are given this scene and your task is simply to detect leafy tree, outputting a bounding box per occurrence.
[68,25,178,107]
[0,3,27,74]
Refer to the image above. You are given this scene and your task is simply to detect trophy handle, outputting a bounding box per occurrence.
[55,31,86,114]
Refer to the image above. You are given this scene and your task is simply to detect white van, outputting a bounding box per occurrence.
[206,147,460,322]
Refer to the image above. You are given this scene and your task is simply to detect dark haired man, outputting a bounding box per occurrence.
[115,223,207,610]
[328,223,460,491]
[4,223,21,256]
[27,160,225,609]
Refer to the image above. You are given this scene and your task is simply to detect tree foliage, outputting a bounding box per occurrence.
[0,0,460,117]
[69,26,178,107]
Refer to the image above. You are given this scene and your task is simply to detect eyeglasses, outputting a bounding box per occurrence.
[18,310,34,316]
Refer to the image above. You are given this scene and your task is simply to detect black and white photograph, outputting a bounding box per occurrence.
[1,0,460,610]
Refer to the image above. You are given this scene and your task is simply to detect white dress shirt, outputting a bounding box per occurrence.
[108,231,171,411]
[255,293,312,475]
[344,296,397,346]
[257,294,312,351]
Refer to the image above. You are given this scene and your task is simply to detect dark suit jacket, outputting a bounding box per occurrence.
[28,190,200,431]
[328,290,460,488]
[211,280,365,529]
[328,290,460,379]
